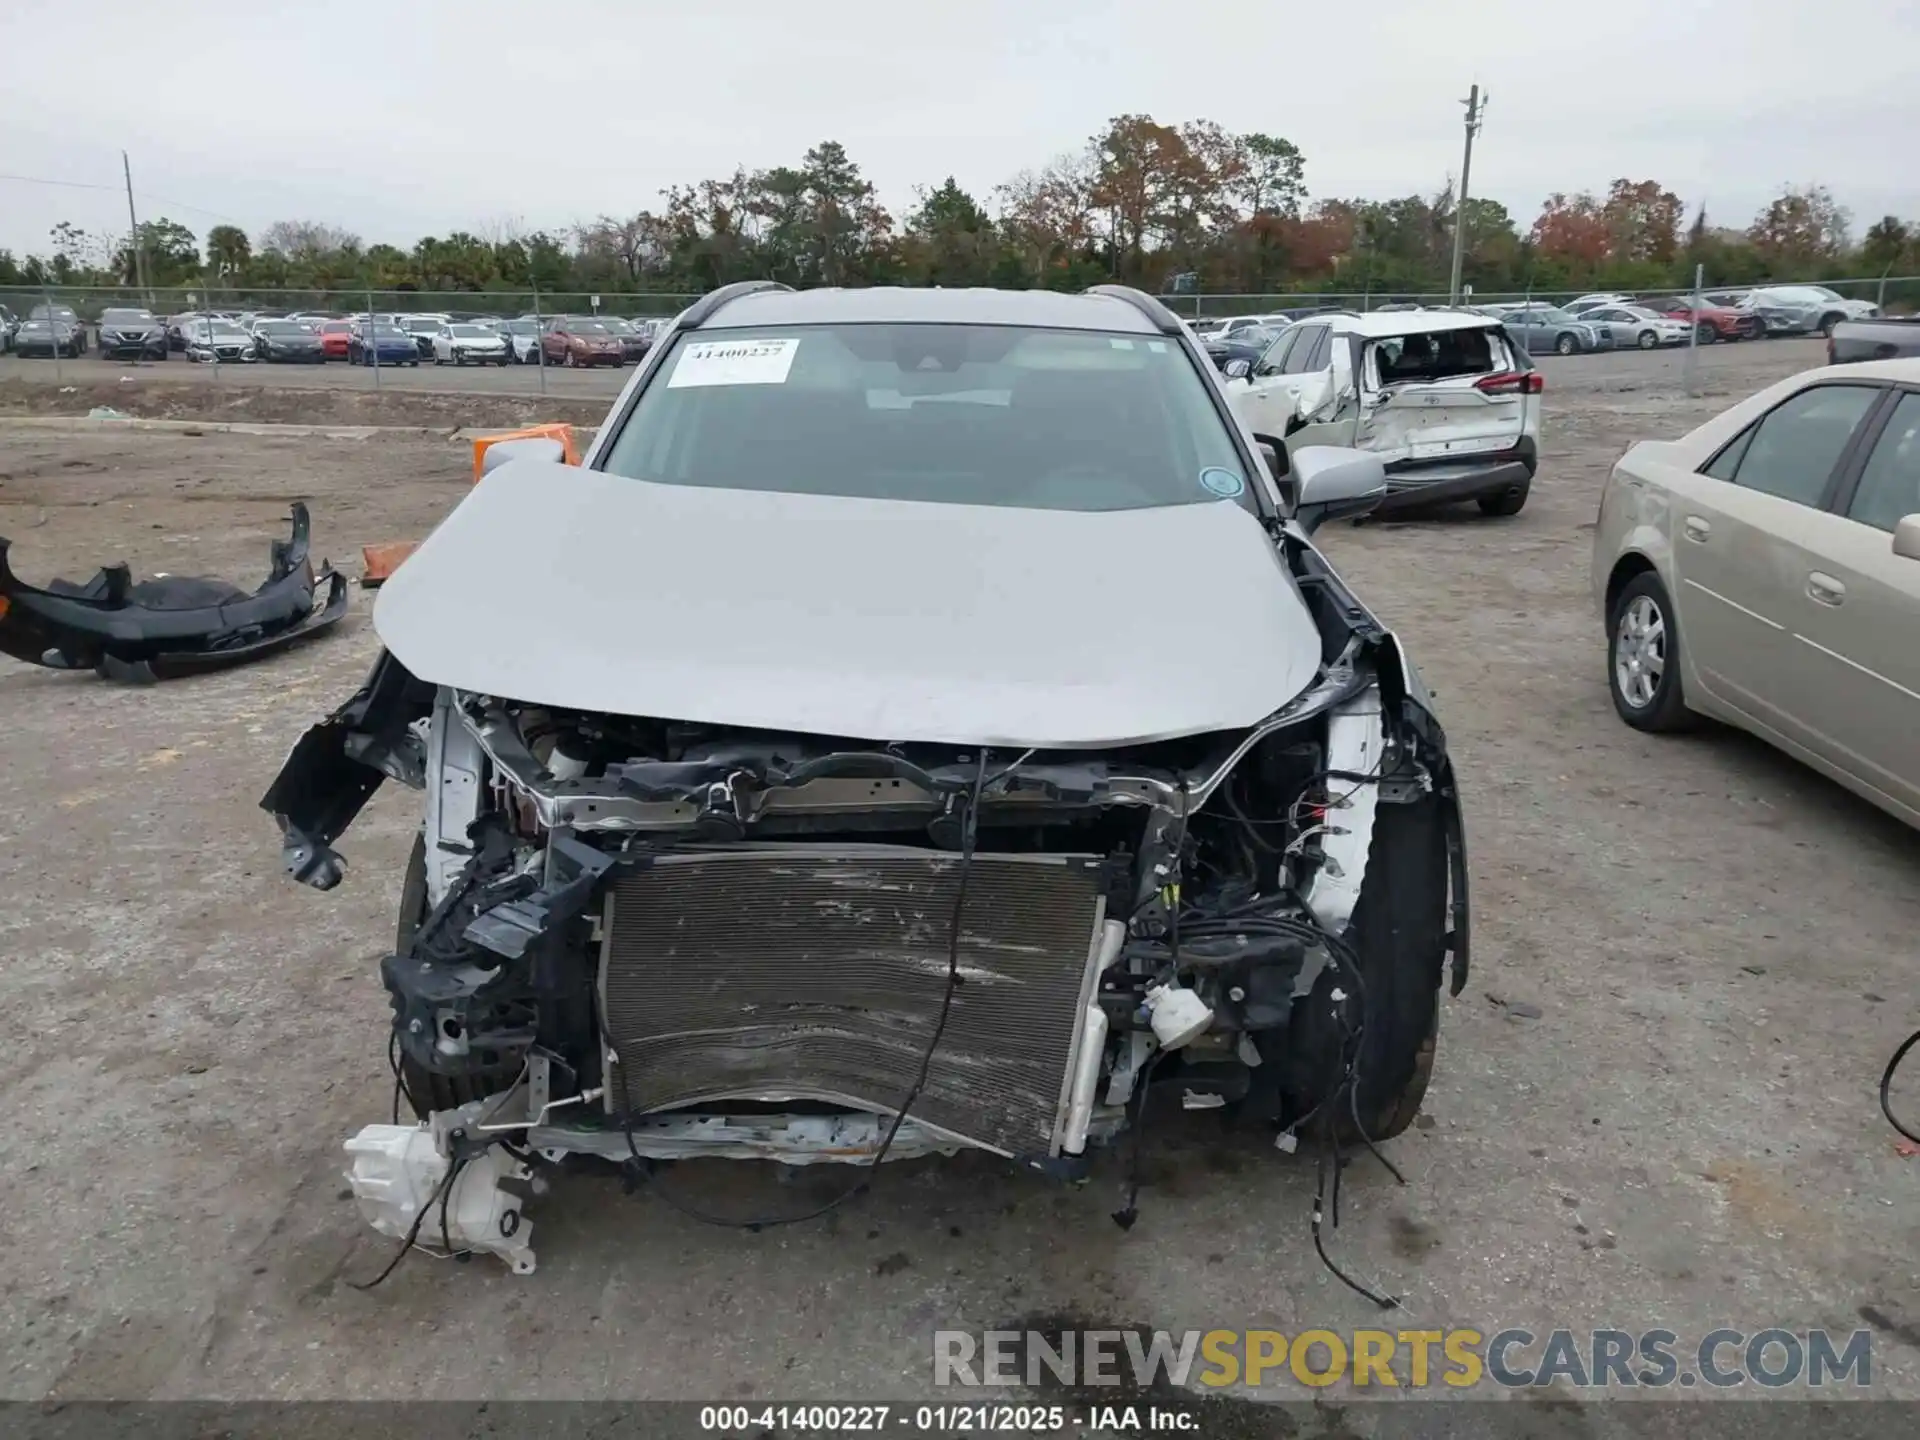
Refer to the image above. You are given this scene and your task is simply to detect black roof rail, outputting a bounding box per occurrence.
[676,280,795,331]
[1084,284,1186,336]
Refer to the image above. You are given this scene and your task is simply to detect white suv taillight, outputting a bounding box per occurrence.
[1474,371,1544,395]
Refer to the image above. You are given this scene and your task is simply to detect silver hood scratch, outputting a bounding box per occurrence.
[373,459,1324,748]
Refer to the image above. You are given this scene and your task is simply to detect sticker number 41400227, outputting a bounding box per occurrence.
[666,337,800,389]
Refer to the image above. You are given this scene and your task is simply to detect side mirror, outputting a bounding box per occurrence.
[1894,514,1920,561]
[1224,359,1251,380]
[1289,445,1387,534]
[479,436,568,477]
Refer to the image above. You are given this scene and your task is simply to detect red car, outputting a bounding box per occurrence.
[316,320,354,361]
[1650,299,1762,344]
[541,317,625,368]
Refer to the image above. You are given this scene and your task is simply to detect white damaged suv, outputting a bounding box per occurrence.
[262,283,1471,1271]
[1222,309,1543,517]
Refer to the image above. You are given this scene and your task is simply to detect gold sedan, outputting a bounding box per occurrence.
[1591,359,1920,826]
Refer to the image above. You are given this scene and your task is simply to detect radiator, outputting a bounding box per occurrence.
[599,844,1108,1157]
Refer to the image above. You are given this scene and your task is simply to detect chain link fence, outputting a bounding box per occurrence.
[0,284,702,394]
[2,274,1914,400]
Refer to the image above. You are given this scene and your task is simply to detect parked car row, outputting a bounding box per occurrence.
[1565,286,1880,341]
[0,303,679,367]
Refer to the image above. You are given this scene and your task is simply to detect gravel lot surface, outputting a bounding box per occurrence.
[3,336,1918,1408]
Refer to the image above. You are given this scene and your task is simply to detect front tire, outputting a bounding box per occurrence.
[1267,791,1451,1141]
[1607,571,1694,732]
[1694,321,1717,345]
[1637,329,1658,349]
[1554,332,1577,356]
[391,834,528,1116]
[1819,312,1843,338]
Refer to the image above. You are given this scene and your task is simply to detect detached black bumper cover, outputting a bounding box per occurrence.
[0,501,349,682]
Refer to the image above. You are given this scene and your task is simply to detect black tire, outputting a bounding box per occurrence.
[1636,329,1658,349]
[1694,321,1717,345]
[1266,792,1451,1141]
[1477,479,1530,517]
[1554,332,1577,356]
[1607,570,1694,732]
[1819,312,1843,338]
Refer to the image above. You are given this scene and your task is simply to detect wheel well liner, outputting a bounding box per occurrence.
[1605,552,1658,617]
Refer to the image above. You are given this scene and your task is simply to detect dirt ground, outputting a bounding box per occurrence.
[3,336,1919,1406]
[0,371,613,429]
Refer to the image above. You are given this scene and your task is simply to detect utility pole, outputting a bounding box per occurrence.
[122,150,151,305]
[1447,85,1488,306]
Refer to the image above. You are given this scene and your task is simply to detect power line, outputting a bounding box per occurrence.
[0,171,242,224]
[0,172,116,191]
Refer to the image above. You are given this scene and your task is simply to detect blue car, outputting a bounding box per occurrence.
[348,324,420,366]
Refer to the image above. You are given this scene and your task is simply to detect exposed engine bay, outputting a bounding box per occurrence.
[262,535,1468,1275]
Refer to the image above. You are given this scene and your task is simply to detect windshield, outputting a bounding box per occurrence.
[569,320,610,335]
[102,309,154,324]
[371,325,410,339]
[406,318,440,331]
[200,322,245,337]
[600,323,1252,515]
[1621,306,1663,320]
[505,320,538,335]
[259,322,308,335]
[450,324,490,337]
[321,321,351,333]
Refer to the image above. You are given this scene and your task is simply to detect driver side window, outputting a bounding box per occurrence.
[1257,329,1302,374]
[1699,383,1881,505]
[1282,326,1327,374]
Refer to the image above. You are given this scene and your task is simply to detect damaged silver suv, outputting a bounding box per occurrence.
[263,282,1470,1272]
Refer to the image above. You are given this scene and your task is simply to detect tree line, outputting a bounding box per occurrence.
[5,116,1917,301]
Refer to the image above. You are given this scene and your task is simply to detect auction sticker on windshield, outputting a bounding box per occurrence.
[667,337,799,388]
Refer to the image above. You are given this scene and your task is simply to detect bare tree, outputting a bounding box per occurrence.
[259,220,361,259]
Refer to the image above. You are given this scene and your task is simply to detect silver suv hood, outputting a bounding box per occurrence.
[374,459,1324,747]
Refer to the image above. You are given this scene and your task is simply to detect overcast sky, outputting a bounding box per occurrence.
[2,0,1915,259]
